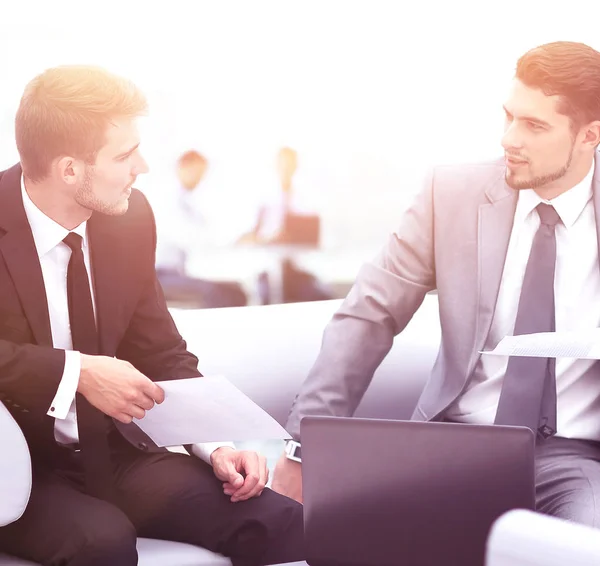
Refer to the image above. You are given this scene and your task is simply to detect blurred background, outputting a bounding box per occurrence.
[2,0,600,308]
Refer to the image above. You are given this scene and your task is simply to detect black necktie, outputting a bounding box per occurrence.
[495,203,560,439]
[63,232,114,500]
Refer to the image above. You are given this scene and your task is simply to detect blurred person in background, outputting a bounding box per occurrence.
[240,146,333,304]
[154,149,247,308]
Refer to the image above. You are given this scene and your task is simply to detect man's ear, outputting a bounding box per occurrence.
[581,120,600,150]
[54,156,84,187]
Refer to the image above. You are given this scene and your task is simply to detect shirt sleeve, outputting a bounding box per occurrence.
[191,442,236,464]
[46,351,81,419]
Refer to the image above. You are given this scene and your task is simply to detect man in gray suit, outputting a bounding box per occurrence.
[272,40,600,527]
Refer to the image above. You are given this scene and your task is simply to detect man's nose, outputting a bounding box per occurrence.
[134,155,150,175]
[501,122,522,152]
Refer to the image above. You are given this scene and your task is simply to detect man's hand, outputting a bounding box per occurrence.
[211,447,269,502]
[77,354,165,423]
[271,452,303,503]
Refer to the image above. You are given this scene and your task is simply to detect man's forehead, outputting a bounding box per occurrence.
[102,117,141,150]
[504,79,565,121]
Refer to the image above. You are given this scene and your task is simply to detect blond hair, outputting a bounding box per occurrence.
[15,65,148,181]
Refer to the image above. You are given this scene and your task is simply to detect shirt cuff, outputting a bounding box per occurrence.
[46,351,81,419]
[191,442,236,465]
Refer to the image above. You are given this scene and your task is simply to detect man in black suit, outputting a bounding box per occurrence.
[0,65,304,566]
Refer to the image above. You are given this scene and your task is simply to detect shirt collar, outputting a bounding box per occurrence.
[21,175,88,258]
[515,158,595,229]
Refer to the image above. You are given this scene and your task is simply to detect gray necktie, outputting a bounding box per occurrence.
[495,203,560,439]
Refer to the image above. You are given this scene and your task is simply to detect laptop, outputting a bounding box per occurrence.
[279,212,320,246]
[300,416,535,566]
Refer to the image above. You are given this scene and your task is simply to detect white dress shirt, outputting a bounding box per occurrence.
[152,179,248,273]
[446,160,600,440]
[21,178,232,462]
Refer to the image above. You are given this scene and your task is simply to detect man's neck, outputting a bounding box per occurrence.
[24,179,91,230]
[534,154,595,201]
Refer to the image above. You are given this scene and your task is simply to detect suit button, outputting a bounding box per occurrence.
[138,442,148,451]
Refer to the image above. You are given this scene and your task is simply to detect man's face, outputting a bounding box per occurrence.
[177,160,207,190]
[501,79,578,190]
[277,150,297,185]
[75,117,149,215]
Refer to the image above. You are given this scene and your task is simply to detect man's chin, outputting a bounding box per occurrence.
[106,200,130,216]
[92,199,130,216]
[504,172,530,190]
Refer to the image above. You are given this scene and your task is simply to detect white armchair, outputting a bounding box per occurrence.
[0,400,31,528]
[486,509,600,565]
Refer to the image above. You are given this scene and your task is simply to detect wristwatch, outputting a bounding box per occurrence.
[284,439,302,463]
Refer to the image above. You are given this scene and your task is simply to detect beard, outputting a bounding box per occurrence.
[74,165,129,216]
[505,140,575,191]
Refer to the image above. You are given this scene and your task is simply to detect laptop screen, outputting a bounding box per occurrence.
[300,417,534,566]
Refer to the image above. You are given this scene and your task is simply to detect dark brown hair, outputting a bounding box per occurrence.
[516,41,600,131]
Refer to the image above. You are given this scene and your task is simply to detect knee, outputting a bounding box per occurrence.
[75,512,138,566]
[271,494,304,534]
[231,491,304,565]
[539,498,599,528]
[226,518,270,563]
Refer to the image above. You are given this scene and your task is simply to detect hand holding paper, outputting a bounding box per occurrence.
[133,375,290,447]
[481,328,600,359]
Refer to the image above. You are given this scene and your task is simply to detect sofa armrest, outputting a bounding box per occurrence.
[486,509,600,565]
[0,401,32,526]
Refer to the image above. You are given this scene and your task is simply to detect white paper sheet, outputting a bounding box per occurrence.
[481,328,600,359]
[133,375,291,447]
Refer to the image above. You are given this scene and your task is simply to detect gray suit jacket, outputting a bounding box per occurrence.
[286,154,600,439]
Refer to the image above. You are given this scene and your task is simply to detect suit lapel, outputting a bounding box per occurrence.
[0,164,53,346]
[474,170,518,356]
[592,154,600,261]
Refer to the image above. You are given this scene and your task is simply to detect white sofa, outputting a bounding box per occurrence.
[0,401,31,528]
[4,295,600,565]
[486,509,600,565]
[0,296,441,566]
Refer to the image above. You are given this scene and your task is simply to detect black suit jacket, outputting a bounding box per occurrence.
[0,163,201,463]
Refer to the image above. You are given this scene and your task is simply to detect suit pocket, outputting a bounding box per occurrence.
[0,309,33,343]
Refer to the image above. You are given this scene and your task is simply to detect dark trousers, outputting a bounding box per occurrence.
[258,259,334,305]
[157,268,248,308]
[0,432,304,566]
[443,416,600,526]
[281,259,333,304]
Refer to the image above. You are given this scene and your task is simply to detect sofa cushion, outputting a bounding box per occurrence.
[0,540,232,566]
[0,540,308,566]
[486,509,600,566]
[137,538,231,565]
[0,401,32,527]
[0,554,37,566]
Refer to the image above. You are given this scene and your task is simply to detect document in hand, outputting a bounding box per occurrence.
[481,328,600,359]
[133,375,291,447]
